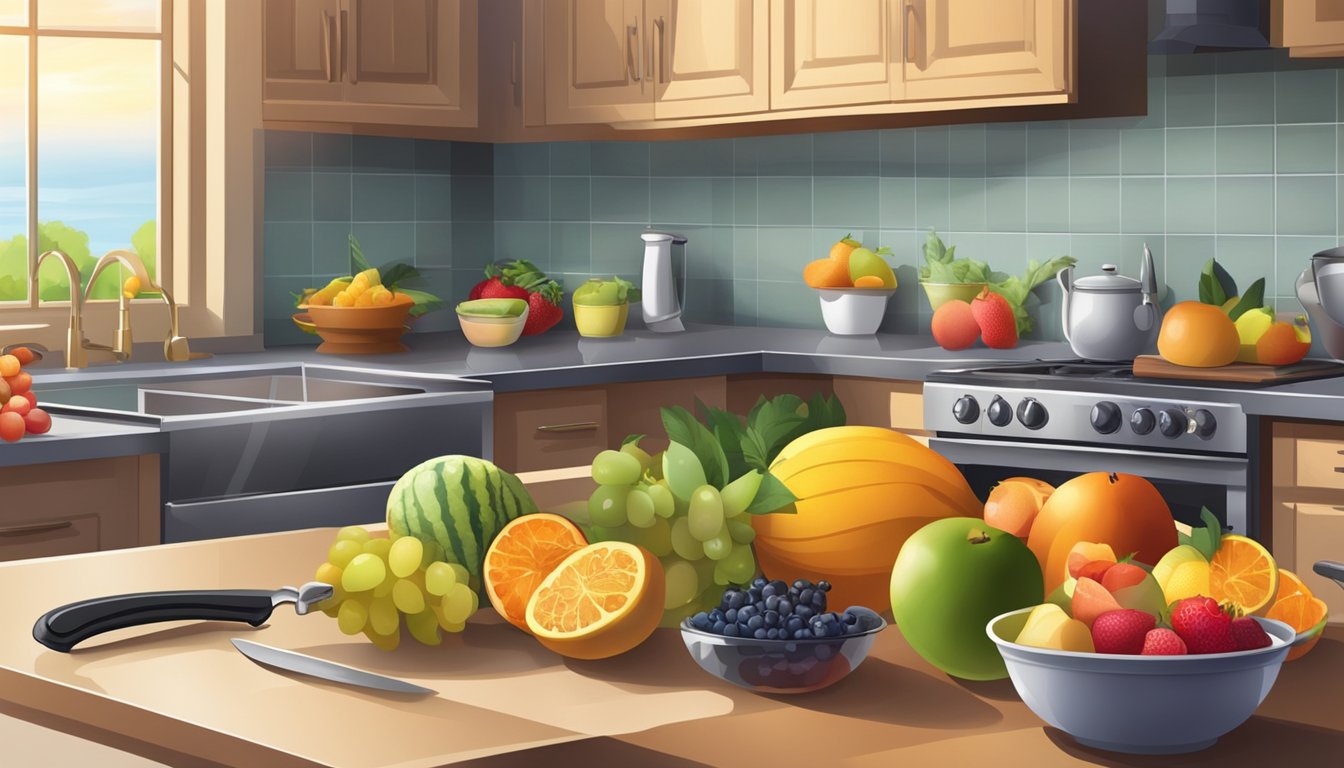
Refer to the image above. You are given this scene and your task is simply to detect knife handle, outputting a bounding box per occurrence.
[33,590,281,652]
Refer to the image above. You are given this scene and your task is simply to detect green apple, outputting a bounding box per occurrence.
[890,517,1045,681]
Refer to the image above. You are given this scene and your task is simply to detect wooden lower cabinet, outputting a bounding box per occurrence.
[1269,420,1344,624]
[0,455,159,562]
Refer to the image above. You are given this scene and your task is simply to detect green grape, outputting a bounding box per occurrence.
[663,559,700,610]
[702,523,732,561]
[670,517,705,561]
[719,543,757,584]
[692,557,717,597]
[336,598,368,635]
[620,441,654,474]
[592,449,643,486]
[626,487,657,528]
[368,596,399,636]
[442,583,477,624]
[712,560,730,586]
[424,561,458,596]
[363,627,400,651]
[588,483,631,527]
[647,481,675,518]
[387,536,424,579]
[629,517,673,558]
[362,537,392,560]
[336,525,371,544]
[327,539,361,569]
[663,442,707,501]
[341,553,386,592]
[687,485,725,541]
[721,470,763,518]
[727,519,756,544]
[393,578,426,614]
[373,569,397,598]
[406,609,442,646]
[433,606,467,633]
[314,561,343,587]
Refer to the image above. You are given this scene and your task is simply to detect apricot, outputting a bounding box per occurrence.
[983,477,1053,538]
[931,299,980,350]
[1071,577,1124,628]
[803,258,851,288]
[1158,301,1239,367]
[1254,320,1311,366]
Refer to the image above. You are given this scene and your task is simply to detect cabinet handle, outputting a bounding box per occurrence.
[627,20,642,83]
[903,0,918,65]
[344,5,355,84]
[321,10,336,83]
[536,421,601,434]
[0,520,73,537]
[654,16,667,84]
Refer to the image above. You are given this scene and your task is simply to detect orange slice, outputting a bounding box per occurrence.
[483,513,588,633]
[1266,592,1329,661]
[1209,534,1278,616]
[1273,568,1313,605]
[524,541,664,660]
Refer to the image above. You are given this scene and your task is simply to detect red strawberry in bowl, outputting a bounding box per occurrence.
[1140,627,1188,655]
[1170,597,1237,654]
[1091,609,1156,655]
[1230,617,1272,651]
[523,282,564,336]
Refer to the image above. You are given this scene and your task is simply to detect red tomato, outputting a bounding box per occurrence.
[23,408,51,435]
[2,394,30,417]
[0,355,17,378]
[0,412,23,442]
[8,346,34,366]
[4,371,30,394]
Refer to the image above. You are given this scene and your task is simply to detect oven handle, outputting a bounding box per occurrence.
[927,437,1249,486]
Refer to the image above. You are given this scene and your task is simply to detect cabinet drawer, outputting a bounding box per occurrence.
[1295,438,1344,491]
[0,515,101,562]
[831,377,924,433]
[494,388,607,473]
[1294,503,1344,624]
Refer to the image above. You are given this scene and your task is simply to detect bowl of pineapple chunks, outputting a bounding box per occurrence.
[300,268,415,354]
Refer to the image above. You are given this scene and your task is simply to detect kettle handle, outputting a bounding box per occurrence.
[1057,267,1073,343]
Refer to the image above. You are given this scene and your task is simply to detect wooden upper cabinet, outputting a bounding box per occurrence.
[543,0,654,124]
[264,0,345,103]
[1272,0,1344,55]
[650,0,769,119]
[901,0,1071,101]
[771,0,899,110]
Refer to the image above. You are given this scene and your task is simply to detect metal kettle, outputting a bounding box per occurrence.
[1296,246,1344,360]
[641,231,686,332]
[1057,244,1161,362]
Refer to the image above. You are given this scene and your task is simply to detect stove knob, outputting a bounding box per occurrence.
[1090,401,1122,434]
[987,395,1013,427]
[1016,397,1049,430]
[1130,407,1156,435]
[1158,407,1189,438]
[1193,408,1217,439]
[952,395,980,424]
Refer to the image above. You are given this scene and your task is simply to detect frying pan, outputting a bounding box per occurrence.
[1315,561,1344,590]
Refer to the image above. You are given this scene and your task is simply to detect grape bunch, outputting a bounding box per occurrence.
[690,578,868,641]
[587,441,762,626]
[313,525,478,650]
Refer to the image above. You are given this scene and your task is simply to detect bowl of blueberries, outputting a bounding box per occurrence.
[681,578,887,694]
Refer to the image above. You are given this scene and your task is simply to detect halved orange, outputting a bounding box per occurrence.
[1209,534,1278,616]
[1274,568,1313,604]
[1266,592,1329,661]
[483,513,588,633]
[524,541,665,660]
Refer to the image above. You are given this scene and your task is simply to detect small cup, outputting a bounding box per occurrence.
[574,303,629,337]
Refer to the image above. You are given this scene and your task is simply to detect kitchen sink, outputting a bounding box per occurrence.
[144,373,421,403]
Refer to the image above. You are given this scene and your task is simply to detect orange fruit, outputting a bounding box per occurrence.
[483,513,588,633]
[1209,534,1278,616]
[1266,592,1328,661]
[1157,301,1240,367]
[1254,321,1311,366]
[803,258,850,288]
[852,275,885,289]
[1274,569,1313,604]
[984,477,1055,538]
[931,299,980,350]
[524,541,664,659]
[829,235,860,263]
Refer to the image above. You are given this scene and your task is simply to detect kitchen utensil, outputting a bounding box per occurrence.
[988,607,1300,755]
[574,302,630,337]
[306,303,413,354]
[920,282,985,311]
[1297,247,1344,359]
[1314,560,1344,589]
[1057,244,1161,361]
[231,638,435,695]
[817,287,895,335]
[1132,354,1344,385]
[33,582,333,652]
[458,305,529,347]
[641,231,686,332]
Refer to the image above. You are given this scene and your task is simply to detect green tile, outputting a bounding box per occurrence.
[915,126,950,176]
[1276,69,1337,123]
[549,177,590,222]
[986,124,1026,177]
[985,177,1026,232]
[755,134,813,176]
[1276,124,1336,174]
[711,178,734,225]
[412,139,452,175]
[351,222,414,266]
[495,222,551,268]
[1215,236,1275,296]
[311,133,351,170]
[591,177,649,223]
[451,143,493,175]
[948,178,986,232]
[814,130,878,175]
[757,177,812,226]
[352,174,415,221]
[756,281,822,329]
[352,136,415,173]
[265,171,312,222]
[1164,236,1215,291]
[590,142,650,176]
[879,177,916,230]
[407,269,457,333]
[1069,177,1120,233]
[683,279,735,324]
[262,223,312,276]
[1026,177,1069,232]
[1069,127,1120,176]
[916,178,950,232]
[1165,177,1215,234]
[756,227,813,282]
[813,176,879,228]
[1215,127,1274,174]
[1166,75,1215,127]
[1277,175,1336,235]
[312,223,352,275]
[1133,76,1166,130]
[549,142,591,175]
[1217,72,1274,125]
[414,175,452,221]
[1220,176,1268,234]
[550,222,591,273]
[733,136,761,175]
[651,139,734,176]
[265,131,311,168]
[1276,235,1335,299]
[734,178,757,225]
[733,228,758,280]
[493,176,549,221]
[652,177,715,224]
[494,143,550,176]
[1120,129,1164,175]
[947,125,986,178]
[451,175,493,221]
[451,223,494,270]
[591,223,643,274]
[686,226,734,282]
[733,280,759,325]
[1122,177,1165,233]
[414,222,453,267]
[1165,128,1215,175]
[1068,234,1127,281]
[1026,125,1069,176]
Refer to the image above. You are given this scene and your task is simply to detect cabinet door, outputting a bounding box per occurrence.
[345,0,478,126]
[263,0,344,103]
[770,0,899,110]
[544,0,654,125]
[1273,0,1344,47]
[650,0,768,119]
[901,0,1071,101]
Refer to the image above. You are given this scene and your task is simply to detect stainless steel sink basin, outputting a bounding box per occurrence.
[145,374,420,403]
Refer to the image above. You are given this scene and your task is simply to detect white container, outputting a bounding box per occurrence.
[817,288,895,335]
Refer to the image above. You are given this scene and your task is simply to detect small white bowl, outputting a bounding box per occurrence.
[457,305,529,347]
[817,288,895,335]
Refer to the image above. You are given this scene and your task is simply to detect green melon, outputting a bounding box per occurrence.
[386,455,538,587]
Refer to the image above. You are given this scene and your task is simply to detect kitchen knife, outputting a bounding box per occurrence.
[231,638,435,695]
[33,582,333,652]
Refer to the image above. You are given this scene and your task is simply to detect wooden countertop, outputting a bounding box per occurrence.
[0,528,1340,768]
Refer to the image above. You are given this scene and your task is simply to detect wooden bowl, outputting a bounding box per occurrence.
[305,303,413,354]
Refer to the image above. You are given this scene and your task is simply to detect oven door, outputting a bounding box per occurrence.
[928,437,1250,537]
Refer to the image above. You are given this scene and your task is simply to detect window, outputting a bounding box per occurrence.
[0,0,167,307]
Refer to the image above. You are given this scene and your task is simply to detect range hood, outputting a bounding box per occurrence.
[1149,0,1269,54]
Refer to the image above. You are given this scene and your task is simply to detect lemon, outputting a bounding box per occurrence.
[1162,559,1211,603]
[1152,544,1206,591]
[122,275,142,299]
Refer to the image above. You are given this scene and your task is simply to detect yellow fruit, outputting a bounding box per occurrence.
[1158,301,1240,367]
[332,291,355,307]
[1162,559,1211,603]
[1152,544,1206,592]
[1015,603,1094,653]
[122,275,142,299]
[1209,534,1278,615]
[1234,307,1274,346]
[354,291,374,307]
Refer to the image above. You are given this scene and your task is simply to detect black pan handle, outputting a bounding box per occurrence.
[33,590,279,652]
[1314,561,1344,589]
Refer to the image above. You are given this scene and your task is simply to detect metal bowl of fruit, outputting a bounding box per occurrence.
[680,579,887,694]
[987,604,1302,755]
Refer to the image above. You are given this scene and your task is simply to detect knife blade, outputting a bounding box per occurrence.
[231,638,436,695]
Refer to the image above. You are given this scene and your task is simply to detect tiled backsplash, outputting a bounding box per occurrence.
[264,50,1344,344]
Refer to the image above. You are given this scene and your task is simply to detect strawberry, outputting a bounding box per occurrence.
[1170,596,1236,654]
[479,277,528,301]
[1230,617,1272,651]
[522,281,564,336]
[971,287,1019,349]
[468,278,491,301]
[1091,609,1155,654]
[1141,628,1188,656]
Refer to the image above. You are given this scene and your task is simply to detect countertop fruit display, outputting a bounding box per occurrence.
[803,234,897,290]
[455,298,530,347]
[573,277,640,337]
[1160,258,1310,367]
[468,259,564,337]
[294,235,443,318]
[0,347,52,442]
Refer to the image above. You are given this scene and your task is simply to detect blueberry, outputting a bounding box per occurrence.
[691,612,710,630]
[786,616,804,633]
[761,584,778,599]
[728,591,747,610]
[754,628,768,640]
[777,599,792,616]
[748,615,764,631]
[811,592,826,610]
[709,608,725,621]
[795,628,813,639]
[724,623,741,637]
[842,611,858,624]
[753,577,768,588]
[767,628,781,640]
[740,605,758,620]
[765,595,780,611]
[770,580,788,593]
[764,610,780,626]
[817,580,831,592]
[725,608,738,623]
[712,620,727,634]
[792,579,810,591]
[795,605,814,621]
[799,588,814,605]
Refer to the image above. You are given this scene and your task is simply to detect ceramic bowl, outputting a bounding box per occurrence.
[305,303,413,354]
[817,288,895,335]
[987,607,1297,755]
[921,282,986,311]
[458,305,529,347]
[574,303,629,337]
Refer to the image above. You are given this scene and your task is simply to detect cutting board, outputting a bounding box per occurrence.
[1132,355,1344,385]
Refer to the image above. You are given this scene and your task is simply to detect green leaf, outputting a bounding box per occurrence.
[349,234,372,274]
[1198,273,1224,306]
[1203,259,1238,303]
[1227,278,1265,321]
[660,406,729,488]
[621,433,646,448]
[740,426,771,473]
[396,289,445,317]
[379,263,419,289]
[696,399,749,479]
[1189,507,1223,562]
[743,472,797,515]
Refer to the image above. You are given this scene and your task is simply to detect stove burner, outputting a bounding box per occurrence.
[957,359,1134,380]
